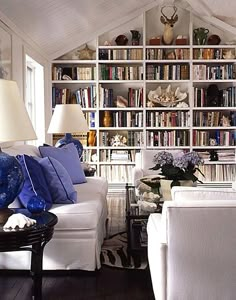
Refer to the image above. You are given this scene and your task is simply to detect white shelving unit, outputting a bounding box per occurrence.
[51,5,236,183]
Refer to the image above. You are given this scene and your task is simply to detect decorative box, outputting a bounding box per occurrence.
[149,37,161,45]
[176,38,188,45]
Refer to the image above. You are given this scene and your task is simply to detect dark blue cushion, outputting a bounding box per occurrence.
[39,143,86,184]
[38,156,77,204]
[17,154,53,210]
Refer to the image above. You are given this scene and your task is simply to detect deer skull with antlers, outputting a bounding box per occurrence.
[160,6,178,45]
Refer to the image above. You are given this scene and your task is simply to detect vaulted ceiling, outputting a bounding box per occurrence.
[0,0,235,61]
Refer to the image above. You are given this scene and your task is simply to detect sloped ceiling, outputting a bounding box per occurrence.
[0,0,235,60]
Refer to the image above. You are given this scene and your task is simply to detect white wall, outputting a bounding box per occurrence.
[0,19,52,145]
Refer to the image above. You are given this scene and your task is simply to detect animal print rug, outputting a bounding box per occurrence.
[101,232,148,269]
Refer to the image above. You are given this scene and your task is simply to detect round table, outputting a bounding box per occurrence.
[0,209,58,300]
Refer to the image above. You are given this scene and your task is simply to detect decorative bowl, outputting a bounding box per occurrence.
[207,34,221,45]
[148,85,187,107]
[115,35,128,45]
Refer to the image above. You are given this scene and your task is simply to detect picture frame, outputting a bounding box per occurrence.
[0,25,12,80]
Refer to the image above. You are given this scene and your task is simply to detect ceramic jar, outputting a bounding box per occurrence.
[193,27,209,45]
[102,111,112,127]
[88,131,96,146]
[130,30,141,45]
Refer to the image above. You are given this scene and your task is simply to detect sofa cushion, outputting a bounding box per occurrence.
[39,143,86,184]
[17,154,53,210]
[49,177,108,230]
[171,186,236,202]
[38,157,77,204]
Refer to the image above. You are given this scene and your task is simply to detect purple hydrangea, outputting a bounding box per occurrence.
[153,151,173,166]
[184,151,203,166]
[173,156,188,169]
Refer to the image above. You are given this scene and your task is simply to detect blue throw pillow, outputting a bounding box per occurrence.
[38,156,77,204]
[39,143,87,184]
[17,154,52,210]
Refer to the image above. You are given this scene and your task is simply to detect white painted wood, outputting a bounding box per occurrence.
[0,0,236,59]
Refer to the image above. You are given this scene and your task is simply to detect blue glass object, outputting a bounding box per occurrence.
[55,133,83,158]
[0,151,24,208]
[27,195,46,214]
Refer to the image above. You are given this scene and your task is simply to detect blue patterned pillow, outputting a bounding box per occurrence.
[38,157,77,204]
[17,154,52,210]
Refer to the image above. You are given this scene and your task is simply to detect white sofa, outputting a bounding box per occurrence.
[0,143,108,271]
[147,186,236,300]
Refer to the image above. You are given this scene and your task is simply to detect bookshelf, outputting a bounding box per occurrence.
[51,6,236,184]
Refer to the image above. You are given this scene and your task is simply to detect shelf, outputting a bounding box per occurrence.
[52,80,96,84]
[50,5,236,183]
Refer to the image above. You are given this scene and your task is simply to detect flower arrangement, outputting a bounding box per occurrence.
[151,151,204,187]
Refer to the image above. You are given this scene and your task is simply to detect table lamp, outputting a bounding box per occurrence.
[0,79,37,223]
[47,104,89,158]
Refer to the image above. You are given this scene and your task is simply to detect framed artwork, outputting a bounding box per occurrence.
[0,25,11,79]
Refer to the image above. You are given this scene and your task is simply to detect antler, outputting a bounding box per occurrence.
[171,6,178,20]
[160,6,178,23]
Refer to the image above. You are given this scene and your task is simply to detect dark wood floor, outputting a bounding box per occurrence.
[0,266,155,300]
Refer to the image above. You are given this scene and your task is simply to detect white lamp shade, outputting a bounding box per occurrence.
[0,79,37,142]
[48,104,89,134]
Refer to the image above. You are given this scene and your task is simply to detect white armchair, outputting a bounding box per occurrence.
[147,186,236,300]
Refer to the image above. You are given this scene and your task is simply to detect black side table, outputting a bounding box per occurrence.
[125,184,163,265]
[0,209,58,300]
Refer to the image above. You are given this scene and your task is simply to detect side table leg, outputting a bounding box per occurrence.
[31,242,43,300]
[126,217,131,266]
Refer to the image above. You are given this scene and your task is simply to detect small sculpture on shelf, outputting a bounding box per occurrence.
[116,95,128,107]
[77,44,95,60]
[221,115,231,127]
[147,85,187,107]
[110,134,127,147]
[160,6,178,45]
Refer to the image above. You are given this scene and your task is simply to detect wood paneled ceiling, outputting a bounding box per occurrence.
[0,0,235,60]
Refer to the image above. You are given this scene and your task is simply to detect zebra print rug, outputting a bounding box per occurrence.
[101,232,148,269]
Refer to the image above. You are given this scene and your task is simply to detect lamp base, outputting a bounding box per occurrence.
[55,133,83,158]
[0,208,13,224]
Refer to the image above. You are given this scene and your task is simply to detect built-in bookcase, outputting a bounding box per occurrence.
[51,6,236,184]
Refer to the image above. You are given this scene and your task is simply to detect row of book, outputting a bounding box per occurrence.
[81,149,97,163]
[197,150,235,162]
[198,164,236,182]
[99,49,143,60]
[146,64,189,80]
[147,130,189,147]
[100,111,143,128]
[194,86,236,107]
[99,86,143,108]
[100,165,133,183]
[52,66,97,81]
[146,111,190,127]
[100,149,136,162]
[193,64,235,80]
[193,48,235,60]
[193,111,235,127]
[84,112,96,128]
[52,86,96,107]
[99,131,144,147]
[100,65,143,80]
[193,130,236,146]
[146,48,190,60]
